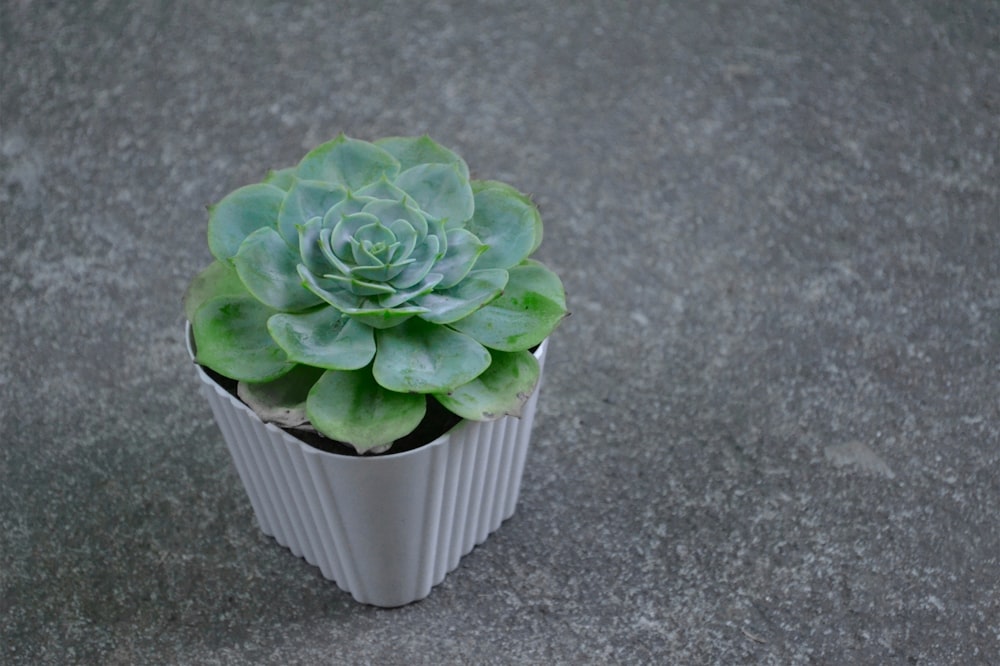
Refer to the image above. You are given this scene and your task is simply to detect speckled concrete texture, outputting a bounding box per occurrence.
[2,1,998,663]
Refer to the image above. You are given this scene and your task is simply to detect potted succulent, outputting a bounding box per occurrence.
[184,134,567,606]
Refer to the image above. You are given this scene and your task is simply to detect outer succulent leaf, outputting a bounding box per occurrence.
[278,179,347,246]
[267,308,376,370]
[434,349,539,421]
[192,296,296,382]
[467,181,543,270]
[414,268,507,325]
[263,167,297,191]
[307,368,427,454]
[434,228,487,288]
[449,259,567,352]
[234,227,323,312]
[295,134,400,190]
[373,318,491,393]
[375,135,471,180]
[183,260,251,323]
[393,163,474,226]
[207,183,285,263]
[236,364,325,428]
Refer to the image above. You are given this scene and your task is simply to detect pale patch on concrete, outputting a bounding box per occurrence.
[629,311,650,326]
[824,440,896,479]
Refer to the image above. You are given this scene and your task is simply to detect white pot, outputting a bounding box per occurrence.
[187,326,547,607]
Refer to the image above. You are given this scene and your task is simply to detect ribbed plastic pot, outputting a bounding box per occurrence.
[187,325,547,607]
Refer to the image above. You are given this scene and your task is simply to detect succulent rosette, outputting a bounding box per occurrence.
[185,135,567,454]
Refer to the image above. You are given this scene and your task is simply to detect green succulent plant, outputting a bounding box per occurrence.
[185,134,567,454]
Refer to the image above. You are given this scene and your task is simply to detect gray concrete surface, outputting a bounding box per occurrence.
[2,1,998,663]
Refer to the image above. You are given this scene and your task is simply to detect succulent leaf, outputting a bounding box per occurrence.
[317,228,356,277]
[237,364,325,428]
[387,219,420,263]
[297,217,329,275]
[355,177,408,202]
[326,273,398,297]
[414,268,507,325]
[363,199,428,236]
[373,318,491,393]
[433,349,540,421]
[295,134,401,189]
[267,308,376,370]
[192,296,296,382]
[263,167,297,191]
[378,272,443,309]
[375,135,471,179]
[350,220,395,265]
[434,228,487,289]
[467,181,543,270]
[207,183,285,263]
[327,191,376,220]
[184,260,251,323]
[329,212,380,261]
[389,233,440,289]
[278,179,347,246]
[306,368,427,454]
[449,259,567,352]
[234,227,324,312]
[341,302,429,329]
[393,163,474,226]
